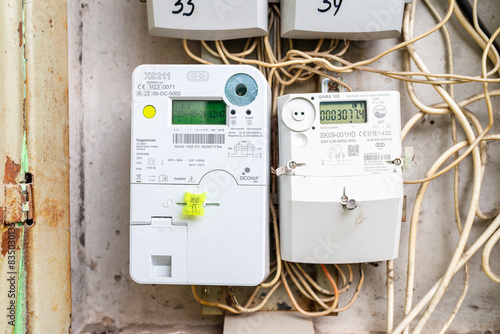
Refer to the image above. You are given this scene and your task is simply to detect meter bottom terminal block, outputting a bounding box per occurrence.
[130,172,270,286]
[279,174,403,264]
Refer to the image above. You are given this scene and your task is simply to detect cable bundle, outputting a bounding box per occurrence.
[184,1,500,332]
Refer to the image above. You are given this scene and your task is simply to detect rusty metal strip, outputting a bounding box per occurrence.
[4,182,34,226]
[0,0,27,332]
[22,0,72,332]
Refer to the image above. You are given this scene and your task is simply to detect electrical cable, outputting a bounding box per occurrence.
[481,228,500,284]
[393,210,500,334]
[456,0,500,51]
[402,1,484,331]
[386,260,395,334]
[182,0,500,325]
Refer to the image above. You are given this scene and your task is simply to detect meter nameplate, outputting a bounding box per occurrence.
[131,66,269,186]
[279,92,401,177]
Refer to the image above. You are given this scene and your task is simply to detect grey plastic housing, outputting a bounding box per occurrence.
[282,0,406,40]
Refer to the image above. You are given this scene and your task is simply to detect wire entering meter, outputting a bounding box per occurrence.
[278,91,404,264]
[130,65,271,285]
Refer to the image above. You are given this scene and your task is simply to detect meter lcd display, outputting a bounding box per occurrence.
[319,101,367,124]
[172,100,227,125]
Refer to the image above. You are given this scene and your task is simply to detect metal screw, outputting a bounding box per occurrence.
[340,195,348,205]
[346,199,358,210]
[340,187,348,205]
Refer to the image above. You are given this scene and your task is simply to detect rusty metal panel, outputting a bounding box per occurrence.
[0,1,24,199]
[22,0,72,332]
[0,0,27,333]
[1,0,71,332]
[0,0,74,332]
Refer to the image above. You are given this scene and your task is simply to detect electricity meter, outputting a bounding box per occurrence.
[130,65,271,285]
[281,0,406,40]
[147,0,269,40]
[278,91,403,263]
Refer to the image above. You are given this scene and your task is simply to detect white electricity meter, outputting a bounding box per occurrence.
[130,65,271,286]
[281,0,406,40]
[278,91,403,264]
[147,0,269,40]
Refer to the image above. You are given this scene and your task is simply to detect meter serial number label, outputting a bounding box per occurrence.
[320,131,356,139]
[144,72,171,80]
[141,91,181,97]
[318,128,395,174]
[146,84,176,90]
[136,76,180,97]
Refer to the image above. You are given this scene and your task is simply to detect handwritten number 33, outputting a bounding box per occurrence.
[318,0,343,16]
[172,0,195,17]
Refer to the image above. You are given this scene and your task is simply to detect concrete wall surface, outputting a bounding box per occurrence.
[69,1,500,333]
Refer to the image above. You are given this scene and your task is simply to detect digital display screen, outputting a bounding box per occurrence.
[172,100,227,125]
[319,101,367,124]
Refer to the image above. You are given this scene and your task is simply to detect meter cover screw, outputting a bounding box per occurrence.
[340,195,348,205]
[341,187,357,210]
[340,187,349,205]
[346,199,358,210]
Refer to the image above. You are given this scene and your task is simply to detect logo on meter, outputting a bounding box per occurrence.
[374,105,387,118]
[187,71,210,82]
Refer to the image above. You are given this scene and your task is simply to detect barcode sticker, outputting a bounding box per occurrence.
[364,153,391,161]
[173,134,225,144]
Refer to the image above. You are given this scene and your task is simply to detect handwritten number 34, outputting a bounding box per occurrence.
[172,0,195,17]
[318,0,343,16]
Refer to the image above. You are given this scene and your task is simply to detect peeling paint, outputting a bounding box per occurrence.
[17,21,22,47]
[4,156,21,185]
[4,184,23,223]
[0,225,21,257]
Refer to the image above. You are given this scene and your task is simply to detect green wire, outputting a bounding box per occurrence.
[13,227,26,334]
[13,134,28,333]
[13,134,29,333]
[14,0,29,329]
